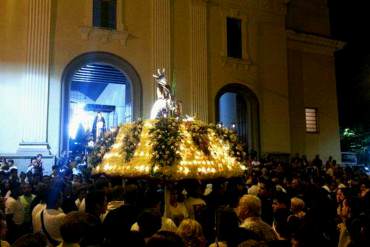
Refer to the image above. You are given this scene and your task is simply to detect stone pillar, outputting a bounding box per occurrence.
[151,0,172,98]
[18,0,52,155]
[190,0,208,121]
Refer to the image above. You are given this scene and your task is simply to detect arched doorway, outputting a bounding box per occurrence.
[216,83,260,156]
[61,52,142,156]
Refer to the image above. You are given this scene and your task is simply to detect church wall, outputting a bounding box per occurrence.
[172,0,191,116]
[286,0,331,37]
[257,19,291,155]
[207,1,291,155]
[0,0,341,164]
[287,42,341,162]
[0,0,28,153]
[48,0,154,154]
[302,52,341,161]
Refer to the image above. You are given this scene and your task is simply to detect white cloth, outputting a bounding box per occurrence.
[184,197,206,219]
[33,209,66,242]
[78,198,86,212]
[168,202,188,220]
[32,203,46,232]
[5,197,24,225]
[248,185,260,196]
[131,217,177,233]
[101,200,125,221]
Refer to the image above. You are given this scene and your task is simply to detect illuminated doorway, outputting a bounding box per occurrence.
[61,52,142,156]
[216,84,260,156]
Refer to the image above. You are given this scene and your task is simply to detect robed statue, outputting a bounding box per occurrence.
[150,69,179,119]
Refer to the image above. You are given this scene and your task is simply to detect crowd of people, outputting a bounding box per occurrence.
[0,154,369,247]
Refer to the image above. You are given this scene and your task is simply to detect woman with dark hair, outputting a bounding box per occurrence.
[210,208,257,247]
[338,196,362,247]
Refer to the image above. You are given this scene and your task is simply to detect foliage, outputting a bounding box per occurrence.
[88,128,119,167]
[185,121,210,156]
[340,127,370,164]
[210,124,248,163]
[122,120,143,162]
[149,117,182,170]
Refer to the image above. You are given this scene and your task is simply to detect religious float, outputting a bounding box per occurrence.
[89,69,248,180]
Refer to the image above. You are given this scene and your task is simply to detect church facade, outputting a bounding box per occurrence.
[0,0,343,169]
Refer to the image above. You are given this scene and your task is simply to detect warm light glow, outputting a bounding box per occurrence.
[94,119,245,179]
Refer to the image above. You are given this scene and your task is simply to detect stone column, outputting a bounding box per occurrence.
[151,0,172,98]
[190,0,208,121]
[18,0,52,155]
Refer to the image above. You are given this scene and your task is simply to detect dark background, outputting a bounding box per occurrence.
[329,1,370,129]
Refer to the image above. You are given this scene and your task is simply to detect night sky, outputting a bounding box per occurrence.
[329,1,370,129]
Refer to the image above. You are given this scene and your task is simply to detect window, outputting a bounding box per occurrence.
[227,17,242,59]
[93,0,117,29]
[305,108,318,133]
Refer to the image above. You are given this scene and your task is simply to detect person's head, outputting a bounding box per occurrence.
[360,180,370,192]
[177,219,204,246]
[12,233,47,247]
[147,231,184,247]
[10,166,18,176]
[124,183,138,205]
[336,187,348,203]
[216,208,240,241]
[143,190,162,211]
[36,154,43,161]
[109,185,125,202]
[60,212,89,244]
[291,178,300,190]
[340,196,361,221]
[290,197,305,215]
[35,182,48,203]
[272,192,290,213]
[22,183,33,196]
[184,180,202,198]
[31,157,37,166]
[46,179,64,209]
[238,194,262,220]
[273,208,290,240]
[258,178,273,198]
[10,182,21,199]
[238,239,268,247]
[85,189,107,217]
[137,209,162,238]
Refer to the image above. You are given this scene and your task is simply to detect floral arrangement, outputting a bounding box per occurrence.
[88,128,119,167]
[122,120,143,162]
[210,124,247,163]
[185,121,210,156]
[149,117,182,171]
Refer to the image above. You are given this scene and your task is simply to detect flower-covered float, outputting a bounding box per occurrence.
[90,69,247,180]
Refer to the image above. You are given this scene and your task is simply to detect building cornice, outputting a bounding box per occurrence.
[287,30,346,55]
[209,0,288,16]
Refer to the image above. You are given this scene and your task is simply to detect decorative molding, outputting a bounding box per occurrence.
[151,0,172,99]
[190,0,208,121]
[220,57,252,70]
[79,26,131,47]
[219,5,252,70]
[212,0,287,15]
[287,30,346,55]
[257,0,287,15]
[21,0,52,144]
[80,0,131,46]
